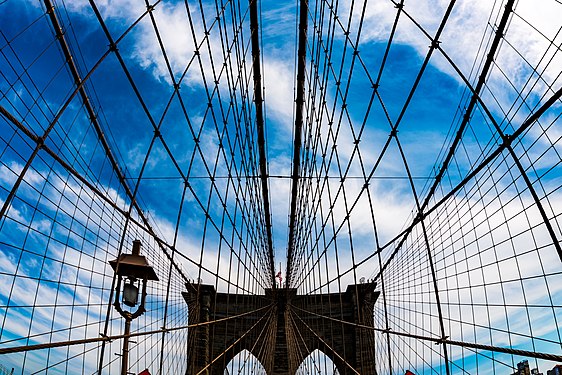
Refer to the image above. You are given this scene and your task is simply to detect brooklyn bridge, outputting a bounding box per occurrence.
[0,0,561,373]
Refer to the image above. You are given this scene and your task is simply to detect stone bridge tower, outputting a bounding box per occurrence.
[183,281,379,374]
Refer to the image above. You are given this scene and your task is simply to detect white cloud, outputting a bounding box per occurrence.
[132,2,202,84]
[263,57,295,127]
[0,198,25,224]
[0,161,44,188]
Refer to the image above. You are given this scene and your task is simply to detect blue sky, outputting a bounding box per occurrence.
[1,0,562,373]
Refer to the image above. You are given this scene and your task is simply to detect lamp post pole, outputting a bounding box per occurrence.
[122,317,131,375]
[109,240,159,375]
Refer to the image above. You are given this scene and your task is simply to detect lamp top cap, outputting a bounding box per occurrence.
[108,240,159,281]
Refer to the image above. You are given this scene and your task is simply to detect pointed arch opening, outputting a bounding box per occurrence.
[224,349,266,374]
[296,349,342,375]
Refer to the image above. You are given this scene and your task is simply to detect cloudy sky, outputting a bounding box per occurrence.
[1,0,561,373]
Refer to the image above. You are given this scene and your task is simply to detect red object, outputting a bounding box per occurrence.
[276,271,283,283]
[405,371,416,375]
[138,370,151,375]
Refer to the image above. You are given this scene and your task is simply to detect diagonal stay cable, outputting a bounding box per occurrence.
[416,0,514,219]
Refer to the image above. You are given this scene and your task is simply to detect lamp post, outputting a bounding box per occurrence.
[109,240,158,375]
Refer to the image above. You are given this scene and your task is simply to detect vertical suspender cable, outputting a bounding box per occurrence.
[249,0,276,288]
[286,0,309,288]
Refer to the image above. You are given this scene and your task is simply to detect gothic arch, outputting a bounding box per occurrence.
[225,349,267,374]
[296,349,344,375]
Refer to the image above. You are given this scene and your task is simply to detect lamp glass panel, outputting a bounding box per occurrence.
[123,280,139,307]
